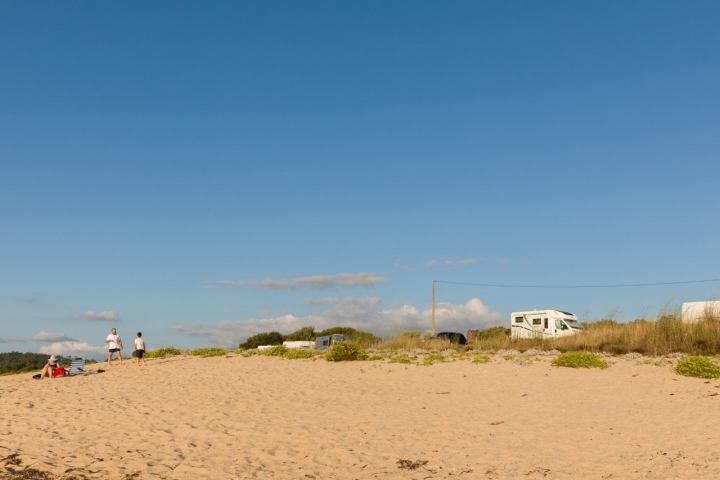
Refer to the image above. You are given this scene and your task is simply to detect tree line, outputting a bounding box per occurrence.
[239,326,381,350]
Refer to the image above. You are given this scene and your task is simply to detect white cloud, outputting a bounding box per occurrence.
[423,258,479,268]
[39,341,106,358]
[394,260,417,271]
[80,310,120,321]
[495,258,509,264]
[172,297,503,348]
[0,336,24,343]
[215,272,388,290]
[301,297,342,306]
[446,258,478,266]
[33,331,75,342]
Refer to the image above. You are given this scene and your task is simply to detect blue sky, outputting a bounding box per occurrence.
[1,2,719,358]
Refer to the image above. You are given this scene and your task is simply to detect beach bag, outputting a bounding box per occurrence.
[51,367,65,378]
[132,350,138,358]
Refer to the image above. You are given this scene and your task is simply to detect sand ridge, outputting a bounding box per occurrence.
[1,354,720,479]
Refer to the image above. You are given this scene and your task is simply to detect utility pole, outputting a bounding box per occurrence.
[431,279,436,334]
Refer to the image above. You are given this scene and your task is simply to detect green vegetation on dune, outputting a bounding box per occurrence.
[675,356,720,378]
[259,345,288,357]
[282,326,316,341]
[238,326,381,350]
[552,351,608,369]
[283,348,315,359]
[144,347,184,358]
[423,353,445,366]
[189,347,227,357]
[459,309,720,357]
[325,342,361,361]
[474,327,510,341]
[315,327,381,345]
[239,332,284,350]
[389,354,414,364]
[472,354,491,364]
[134,310,720,369]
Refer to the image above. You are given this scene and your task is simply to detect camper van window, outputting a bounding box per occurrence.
[514,317,523,323]
[555,319,565,330]
[532,318,542,325]
[544,318,548,329]
[564,319,583,330]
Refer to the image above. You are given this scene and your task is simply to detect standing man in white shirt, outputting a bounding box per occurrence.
[105,327,123,365]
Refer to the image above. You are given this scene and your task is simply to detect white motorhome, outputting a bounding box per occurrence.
[510,310,584,339]
[682,301,720,323]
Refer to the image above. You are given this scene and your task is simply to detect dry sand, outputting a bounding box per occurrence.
[1,353,720,479]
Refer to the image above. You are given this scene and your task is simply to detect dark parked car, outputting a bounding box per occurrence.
[428,332,467,344]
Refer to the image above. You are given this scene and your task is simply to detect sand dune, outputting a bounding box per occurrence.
[1,353,720,479]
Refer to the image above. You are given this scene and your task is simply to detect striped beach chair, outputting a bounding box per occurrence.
[67,359,86,376]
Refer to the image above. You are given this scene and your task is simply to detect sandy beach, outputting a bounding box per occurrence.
[2,353,720,479]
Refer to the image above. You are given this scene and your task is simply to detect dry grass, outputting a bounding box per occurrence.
[378,334,467,352]
[549,315,720,356]
[380,308,720,357]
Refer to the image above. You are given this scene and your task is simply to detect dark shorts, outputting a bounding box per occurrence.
[109,348,120,353]
[135,349,145,358]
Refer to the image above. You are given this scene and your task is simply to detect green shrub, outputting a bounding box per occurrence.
[423,353,445,366]
[359,353,384,361]
[552,351,608,369]
[239,331,284,350]
[283,326,316,341]
[474,327,509,341]
[316,327,381,345]
[284,348,314,359]
[325,342,361,361]
[472,355,491,364]
[144,347,184,359]
[189,347,227,357]
[675,356,720,378]
[389,354,414,364]
[260,345,288,357]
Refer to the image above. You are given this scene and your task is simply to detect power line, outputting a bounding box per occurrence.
[434,278,720,289]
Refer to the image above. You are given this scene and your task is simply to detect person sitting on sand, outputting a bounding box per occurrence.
[38,355,62,379]
[134,332,147,367]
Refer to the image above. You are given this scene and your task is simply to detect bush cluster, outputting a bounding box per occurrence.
[239,332,284,350]
[325,342,361,361]
[675,356,720,378]
[552,351,608,369]
[283,326,316,341]
[284,348,315,359]
[474,327,509,341]
[472,354,491,364]
[238,326,381,350]
[144,347,184,359]
[189,347,227,357]
[423,353,445,366]
[259,345,288,357]
[389,354,414,364]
